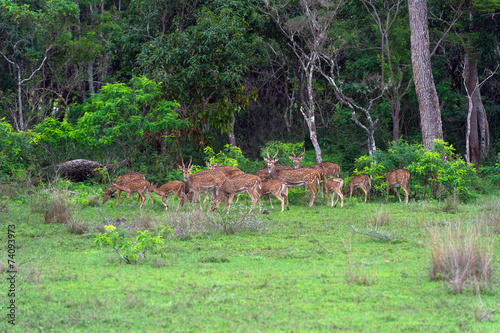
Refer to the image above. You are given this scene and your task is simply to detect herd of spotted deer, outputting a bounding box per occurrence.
[102,149,411,213]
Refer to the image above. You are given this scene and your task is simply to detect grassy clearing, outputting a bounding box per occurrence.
[1,186,499,332]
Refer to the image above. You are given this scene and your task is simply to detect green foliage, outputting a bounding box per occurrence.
[260,141,305,167]
[95,225,170,264]
[0,118,35,179]
[74,76,184,151]
[353,140,477,200]
[480,153,500,184]
[203,144,258,171]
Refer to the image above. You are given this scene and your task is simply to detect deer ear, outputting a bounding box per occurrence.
[216,162,220,166]
[299,156,304,161]
[206,161,210,166]
[178,165,183,170]
[275,158,279,162]
[289,156,293,160]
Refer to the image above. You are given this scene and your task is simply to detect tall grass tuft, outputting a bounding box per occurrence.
[427,221,494,294]
[43,195,71,224]
[67,216,90,235]
[480,200,500,234]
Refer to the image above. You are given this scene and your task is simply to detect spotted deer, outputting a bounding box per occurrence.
[258,179,289,212]
[289,148,328,196]
[179,159,228,211]
[325,178,344,208]
[264,149,320,207]
[111,179,154,208]
[343,174,371,203]
[150,181,185,211]
[103,172,146,205]
[211,173,262,213]
[385,169,410,203]
[288,149,341,198]
[206,162,244,178]
[255,164,292,181]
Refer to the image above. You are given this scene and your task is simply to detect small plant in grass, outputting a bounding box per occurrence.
[440,189,459,213]
[0,196,8,213]
[351,225,402,243]
[343,239,376,286]
[67,217,90,235]
[95,225,170,264]
[427,221,494,294]
[370,207,391,227]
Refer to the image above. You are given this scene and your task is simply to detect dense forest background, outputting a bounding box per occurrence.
[1,0,499,184]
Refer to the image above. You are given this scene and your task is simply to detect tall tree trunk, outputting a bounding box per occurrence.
[301,57,322,164]
[478,101,489,160]
[88,62,95,95]
[228,112,237,146]
[391,98,401,142]
[408,0,443,151]
[463,55,480,165]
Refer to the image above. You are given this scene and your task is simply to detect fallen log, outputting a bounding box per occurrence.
[56,159,107,182]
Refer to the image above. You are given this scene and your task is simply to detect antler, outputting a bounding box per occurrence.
[273,149,279,161]
[300,147,305,157]
[188,157,192,169]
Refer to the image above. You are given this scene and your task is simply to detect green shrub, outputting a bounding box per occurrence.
[0,118,36,180]
[353,140,477,201]
[95,226,170,264]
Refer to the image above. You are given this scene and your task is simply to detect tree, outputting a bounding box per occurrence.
[263,0,346,163]
[408,0,443,150]
[0,0,78,131]
[138,6,260,147]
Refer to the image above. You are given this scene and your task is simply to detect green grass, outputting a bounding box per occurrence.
[2,188,500,332]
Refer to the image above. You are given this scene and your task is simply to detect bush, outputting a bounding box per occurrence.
[353,140,477,201]
[0,118,36,180]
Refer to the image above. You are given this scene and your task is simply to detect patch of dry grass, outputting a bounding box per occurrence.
[427,221,494,294]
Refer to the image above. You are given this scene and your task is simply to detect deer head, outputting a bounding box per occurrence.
[289,148,305,168]
[179,158,193,181]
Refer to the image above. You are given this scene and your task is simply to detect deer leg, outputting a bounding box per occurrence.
[115,189,122,206]
[403,187,409,204]
[307,182,317,207]
[268,195,274,210]
[174,193,182,211]
[283,187,289,210]
[274,193,284,212]
[226,194,235,213]
[138,192,146,208]
[335,188,343,208]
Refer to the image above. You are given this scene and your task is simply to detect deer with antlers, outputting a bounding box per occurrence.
[343,174,371,203]
[150,181,185,211]
[264,149,320,207]
[325,178,344,208]
[179,159,228,211]
[386,169,411,203]
[111,179,154,208]
[258,179,289,212]
[211,173,262,213]
[103,172,147,205]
